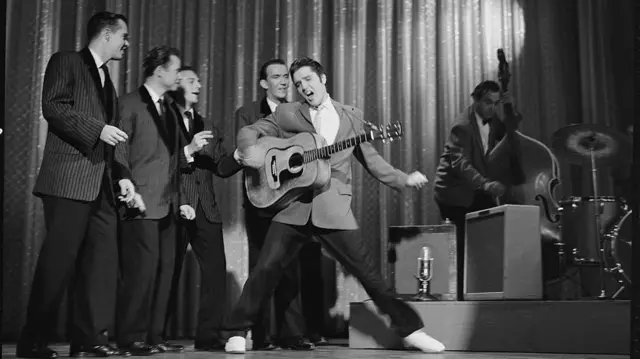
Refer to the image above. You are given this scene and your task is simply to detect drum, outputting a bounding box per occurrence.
[559,196,627,264]
[603,210,632,286]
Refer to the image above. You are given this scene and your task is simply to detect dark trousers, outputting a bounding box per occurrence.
[436,192,495,298]
[245,210,306,343]
[226,222,423,338]
[299,242,325,339]
[116,213,176,345]
[168,203,227,344]
[21,176,118,346]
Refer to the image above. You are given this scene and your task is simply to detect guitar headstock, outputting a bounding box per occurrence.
[371,122,403,142]
[497,48,510,93]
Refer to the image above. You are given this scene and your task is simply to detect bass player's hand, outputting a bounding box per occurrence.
[238,145,264,168]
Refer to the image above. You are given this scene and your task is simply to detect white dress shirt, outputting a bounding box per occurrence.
[309,95,340,145]
[475,112,491,154]
[266,97,279,114]
[88,48,106,86]
[177,104,193,132]
[143,84,164,115]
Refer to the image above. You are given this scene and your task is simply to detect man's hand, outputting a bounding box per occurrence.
[101,125,128,146]
[238,145,265,169]
[405,171,429,189]
[483,181,507,197]
[180,205,196,220]
[118,179,135,202]
[127,193,147,212]
[186,130,214,155]
[500,91,514,105]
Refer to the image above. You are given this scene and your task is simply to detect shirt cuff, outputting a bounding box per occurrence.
[184,146,195,163]
[233,149,242,164]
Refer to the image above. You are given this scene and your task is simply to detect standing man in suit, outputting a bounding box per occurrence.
[234,59,313,351]
[165,66,242,351]
[224,57,445,354]
[114,46,209,356]
[433,80,522,296]
[18,11,133,359]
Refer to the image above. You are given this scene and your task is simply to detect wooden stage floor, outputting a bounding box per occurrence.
[1,342,628,359]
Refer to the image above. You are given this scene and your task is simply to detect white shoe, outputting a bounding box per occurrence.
[403,330,445,353]
[225,336,246,354]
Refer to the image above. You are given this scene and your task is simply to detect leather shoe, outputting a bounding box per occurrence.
[16,343,58,359]
[279,337,315,350]
[69,344,131,357]
[151,342,184,353]
[118,342,159,356]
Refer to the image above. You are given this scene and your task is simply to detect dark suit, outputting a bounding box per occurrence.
[167,107,241,346]
[113,86,183,346]
[234,98,308,343]
[433,106,511,297]
[226,99,424,339]
[23,48,119,347]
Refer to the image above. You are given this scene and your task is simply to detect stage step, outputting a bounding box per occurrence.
[349,300,629,355]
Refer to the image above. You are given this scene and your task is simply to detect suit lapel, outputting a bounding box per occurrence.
[468,108,489,169]
[139,86,173,148]
[193,111,204,134]
[331,100,352,141]
[259,97,272,118]
[175,106,191,140]
[297,101,316,132]
[80,48,107,113]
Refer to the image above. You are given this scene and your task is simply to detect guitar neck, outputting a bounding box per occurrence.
[303,132,376,163]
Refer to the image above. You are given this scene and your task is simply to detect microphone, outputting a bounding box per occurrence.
[351,114,380,131]
[413,246,438,301]
[417,246,433,282]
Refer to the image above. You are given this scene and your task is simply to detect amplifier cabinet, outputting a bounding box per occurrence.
[463,205,542,300]
[387,224,457,300]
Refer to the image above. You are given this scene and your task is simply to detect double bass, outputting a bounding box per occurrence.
[487,49,562,245]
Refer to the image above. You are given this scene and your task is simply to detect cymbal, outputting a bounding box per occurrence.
[551,124,632,167]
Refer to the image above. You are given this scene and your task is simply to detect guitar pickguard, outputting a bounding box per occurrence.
[265,146,305,190]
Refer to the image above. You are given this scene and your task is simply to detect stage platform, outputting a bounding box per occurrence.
[0,342,629,359]
[349,299,630,356]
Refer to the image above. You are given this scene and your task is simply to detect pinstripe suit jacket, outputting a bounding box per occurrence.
[33,48,119,201]
[236,99,409,230]
[178,108,241,223]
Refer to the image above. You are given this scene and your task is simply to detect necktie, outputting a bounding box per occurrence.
[312,105,324,136]
[157,98,164,116]
[100,64,114,122]
[100,64,111,88]
[185,111,194,135]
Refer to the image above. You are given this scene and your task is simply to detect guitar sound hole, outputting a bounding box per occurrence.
[289,152,304,170]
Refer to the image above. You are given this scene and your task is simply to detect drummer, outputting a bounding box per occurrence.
[432,80,523,297]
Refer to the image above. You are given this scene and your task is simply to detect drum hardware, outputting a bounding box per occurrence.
[602,211,632,298]
[552,124,632,300]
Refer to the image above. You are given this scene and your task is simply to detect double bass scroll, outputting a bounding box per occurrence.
[487,48,562,244]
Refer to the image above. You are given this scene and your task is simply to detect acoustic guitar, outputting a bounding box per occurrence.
[244,122,403,212]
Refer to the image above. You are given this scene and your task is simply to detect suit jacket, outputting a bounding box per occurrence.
[433,106,507,208]
[236,99,409,230]
[114,86,184,220]
[33,47,119,201]
[234,97,275,218]
[177,108,241,223]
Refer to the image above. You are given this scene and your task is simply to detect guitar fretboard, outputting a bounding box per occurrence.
[302,132,374,163]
